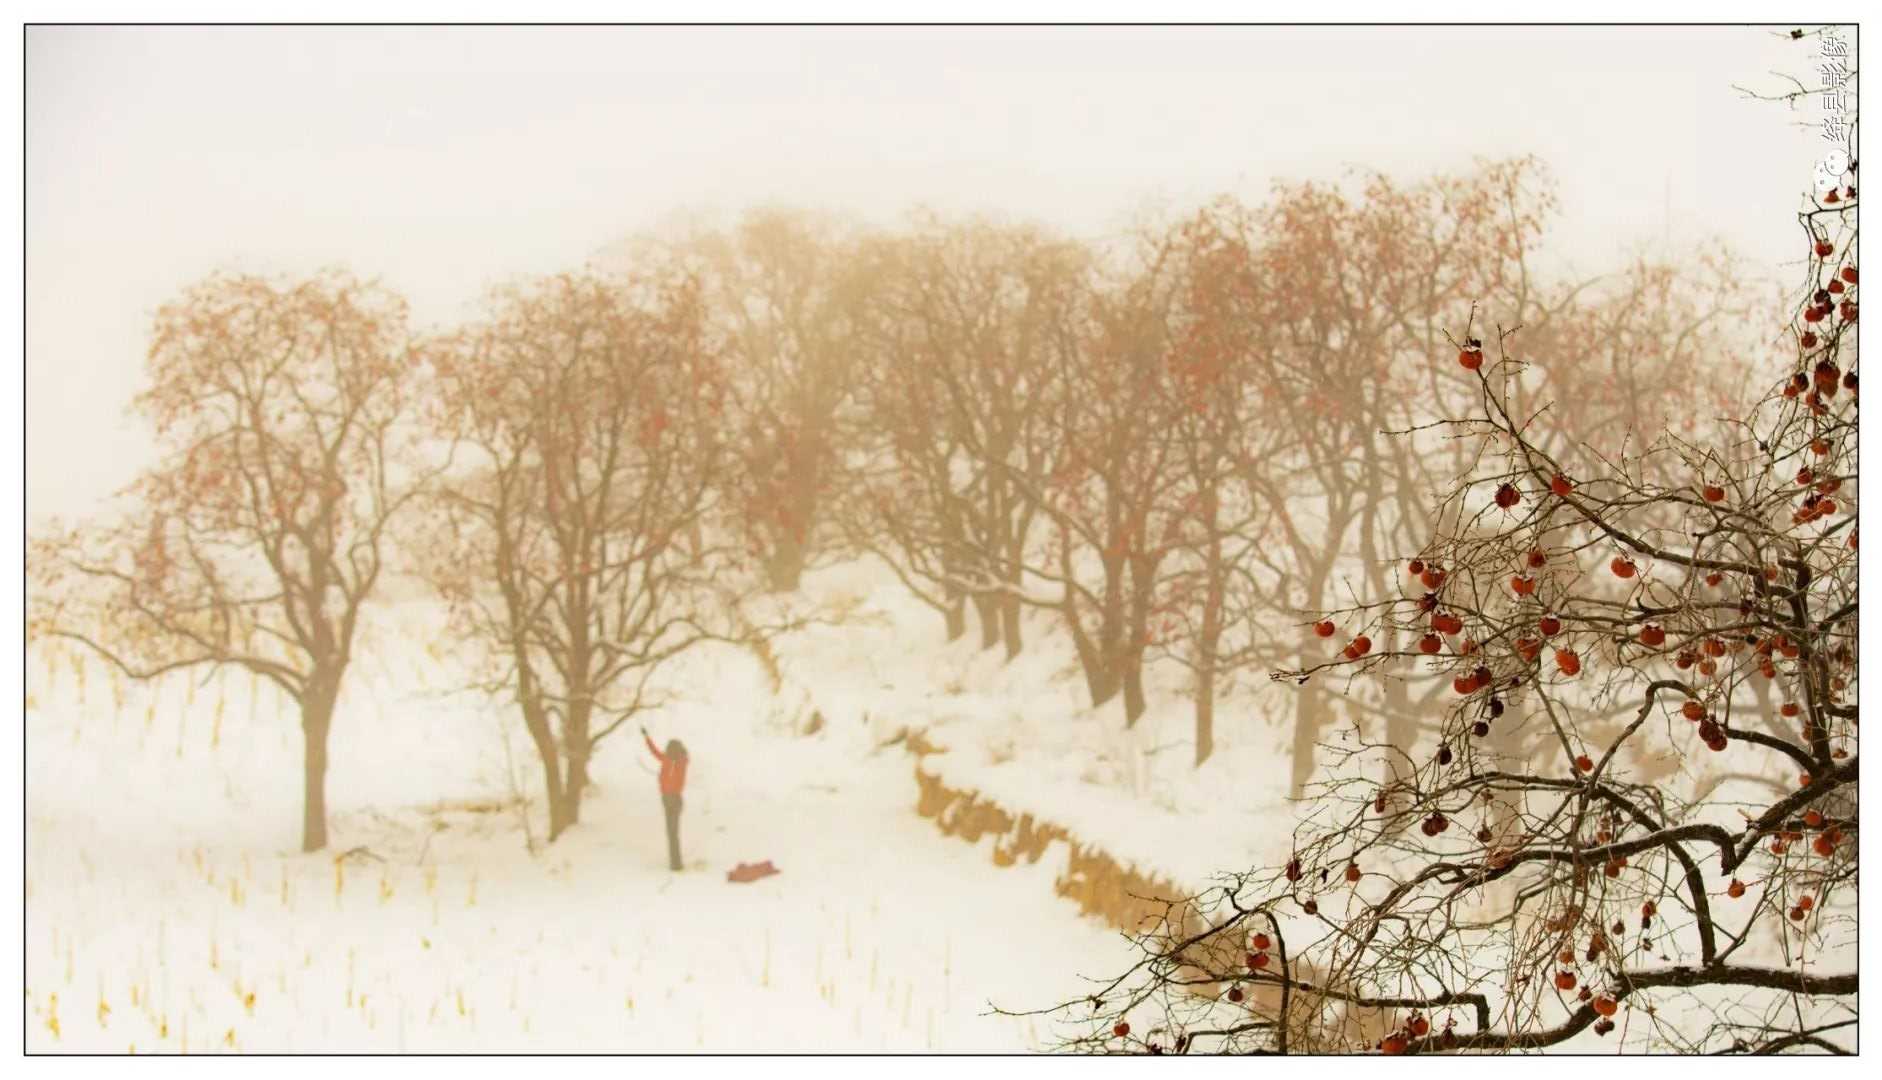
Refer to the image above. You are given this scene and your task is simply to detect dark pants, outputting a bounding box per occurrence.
[662,792,683,871]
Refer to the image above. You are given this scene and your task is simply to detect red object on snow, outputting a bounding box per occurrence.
[727,860,780,884]
[644,732,689,795]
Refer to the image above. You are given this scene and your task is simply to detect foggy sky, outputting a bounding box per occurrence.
[26,25,1827,521]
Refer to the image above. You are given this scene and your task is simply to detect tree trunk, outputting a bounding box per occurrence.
[1382,635,1415,787]
[943,597,966,642]
[1290,680,1322,800]
[541,734,570,842]
[1121,551,1158,728]
[1086,660,1121,709]
[1000,593,1023,662]
[940,509,967,640]
[545,762,572,841]
[1292,562,1336,800]
[1067,607,1122,708]
[1194,669,1215,766]
[515,662,570,842]
[1122,659,1147,727]
[559,694,594,833]
[300,701,332,853]
[1193,612,1220,765]
[1061,539,1125,708]
[974,593,1002,650]
[765,440,820,592]
[561,752,591,830]
[1196,514,1224,766]
[765,532,807,592]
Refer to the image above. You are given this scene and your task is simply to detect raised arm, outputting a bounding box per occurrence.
[643,729,665,762]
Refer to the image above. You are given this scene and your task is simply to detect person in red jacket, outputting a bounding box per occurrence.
[641,726,689,871]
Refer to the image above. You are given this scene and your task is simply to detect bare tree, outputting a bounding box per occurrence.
[1134,203,1281,763]
[1186,164,1553,795]
[845,215,1085,657]
[1018,242,1191,726]
[425,270,744,842]
[29,271,423,852]
[693,209,864,593]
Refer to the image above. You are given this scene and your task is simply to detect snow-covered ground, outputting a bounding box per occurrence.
[24,555,1854,1053]
[25,558,1176,1052]
[764,560,1312,896]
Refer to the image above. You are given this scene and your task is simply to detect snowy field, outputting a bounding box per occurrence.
[25,559,1179,1052]
[24,556,1856,1054]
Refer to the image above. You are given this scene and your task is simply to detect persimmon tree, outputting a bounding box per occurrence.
[1044,160,1857,1054]
[844,216,1084,657]
[1008,240,1199,726]
[28,271,423,852]
[1136,201,1350,764]
[840,228,979,640]
[425,271,742,843]
[1205,161,1755,795]
[691,209,864,592]
[1122,165,1749,773]
[1079,207,1281,759]
[1212,163,1551,796]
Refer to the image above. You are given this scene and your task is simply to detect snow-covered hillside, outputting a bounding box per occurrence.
[26,556,1190,1052]
[25,551,1857,1054]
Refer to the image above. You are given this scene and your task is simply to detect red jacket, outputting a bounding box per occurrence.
[645,733,688,795]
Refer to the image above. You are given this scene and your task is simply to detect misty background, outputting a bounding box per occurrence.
[28,25,1821,522]
[22,24,1859,1054]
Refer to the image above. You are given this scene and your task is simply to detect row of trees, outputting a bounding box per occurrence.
[29,157,1765,853]
[671,160,1759,786]
[29,269,754,850]
[1050,94,1858,1053]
